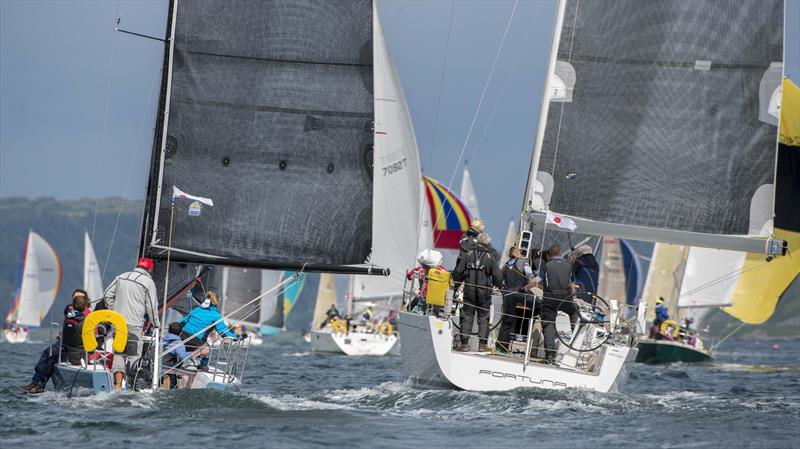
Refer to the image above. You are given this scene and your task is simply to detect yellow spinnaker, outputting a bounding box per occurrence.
[723,77,800,324]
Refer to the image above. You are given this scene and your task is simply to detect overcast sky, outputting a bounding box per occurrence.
[1,0,799,244]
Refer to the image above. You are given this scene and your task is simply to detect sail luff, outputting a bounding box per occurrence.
[641,243,688,321]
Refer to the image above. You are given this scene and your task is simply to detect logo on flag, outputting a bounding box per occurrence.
[546,211,577,231]
[188,201,202,216]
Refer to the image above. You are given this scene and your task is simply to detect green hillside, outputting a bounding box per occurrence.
[0,197,796,338]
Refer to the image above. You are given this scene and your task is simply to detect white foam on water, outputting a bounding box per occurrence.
[253,393,354,411]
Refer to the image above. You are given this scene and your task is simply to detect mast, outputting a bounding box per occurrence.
[521,0,566,220]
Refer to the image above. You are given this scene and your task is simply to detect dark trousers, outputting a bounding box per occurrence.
[32,341,61,385]
[541,297,580,360]
[460,293,492,344]
[498,292,540,346]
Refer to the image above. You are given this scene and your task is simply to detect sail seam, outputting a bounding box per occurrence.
[181,49,373,68]
[171,97,372,118]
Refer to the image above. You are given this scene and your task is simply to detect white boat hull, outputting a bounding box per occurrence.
[310,330,399,356]
[398,311,637,393]
[3,328,29,343]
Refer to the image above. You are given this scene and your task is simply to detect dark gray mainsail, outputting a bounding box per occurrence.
[219,267,263,327]
[524,0,785,254]
[141,0,376,272]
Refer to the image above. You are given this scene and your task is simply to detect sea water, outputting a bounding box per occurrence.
[2,336,798,448]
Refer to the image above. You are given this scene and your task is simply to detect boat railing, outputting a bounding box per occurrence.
[207,336,250,384]
[403,278,646,374]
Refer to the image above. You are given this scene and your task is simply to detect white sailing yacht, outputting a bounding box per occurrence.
[400,0,788,393]
[310,4,420,357]
[4,231,62,343]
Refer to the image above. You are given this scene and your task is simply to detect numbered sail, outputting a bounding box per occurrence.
[83,232,104,302]
[7,231,62,327]
[527,0,785,253]
[350,10,422,302]
[141,0,375,271]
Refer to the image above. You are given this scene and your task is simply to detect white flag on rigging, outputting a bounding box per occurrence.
[172,186,214,207]
[546,211,577,231]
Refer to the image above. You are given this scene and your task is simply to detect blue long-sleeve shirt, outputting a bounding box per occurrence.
[179,305,236,339]
[655,304,670,322]
[162,332,191,362]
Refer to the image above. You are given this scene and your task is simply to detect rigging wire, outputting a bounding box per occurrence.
[102,68,160,278]
[432,0,520,248]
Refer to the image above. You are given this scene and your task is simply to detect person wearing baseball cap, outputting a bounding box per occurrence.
[102,257,159,391]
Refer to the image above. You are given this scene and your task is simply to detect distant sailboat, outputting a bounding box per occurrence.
[459,165,481,222]
[4,231,62,343]
[83,232,104,303]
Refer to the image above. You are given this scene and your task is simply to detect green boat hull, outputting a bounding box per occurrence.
[635,340,713,364]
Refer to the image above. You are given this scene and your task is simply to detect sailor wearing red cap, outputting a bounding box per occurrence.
[102,257,159,391]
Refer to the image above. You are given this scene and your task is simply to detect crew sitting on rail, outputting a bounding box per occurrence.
[19,289,91,394]
[406,249,446,312]
[162,322,192,389]
[179,291,237,372]
[650,297,670,339]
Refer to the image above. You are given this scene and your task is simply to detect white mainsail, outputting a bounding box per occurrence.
[349,10,422,303]
[83,232,104,302]
[459,165,481,220]
[7,231,62,327]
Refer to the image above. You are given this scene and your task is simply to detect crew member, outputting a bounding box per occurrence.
[103,258,160,391]
[179,291,236,371]
[497,246,535,351]
[651,297,670,339]
[19,289,91,394]
[453,236,503,352]
[162,322,192,389]
[541,245,576,363]
[570,245,599,294]
[454,219,484,270]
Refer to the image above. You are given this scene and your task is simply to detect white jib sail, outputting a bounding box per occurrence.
[16,231,61,327]
[349,9,423,302]
[460,165,481,220]
[83,232,104,302]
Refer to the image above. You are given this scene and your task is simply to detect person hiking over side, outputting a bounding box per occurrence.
[179,291,236,371]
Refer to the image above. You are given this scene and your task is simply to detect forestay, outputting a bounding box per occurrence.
[525,0,785,254]
[141,0,376,271]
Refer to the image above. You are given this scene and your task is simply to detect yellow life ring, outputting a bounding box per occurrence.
[330,318,347,334]
[660,319,680,338]
[82,310,128,353]
[378,322,393,336]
